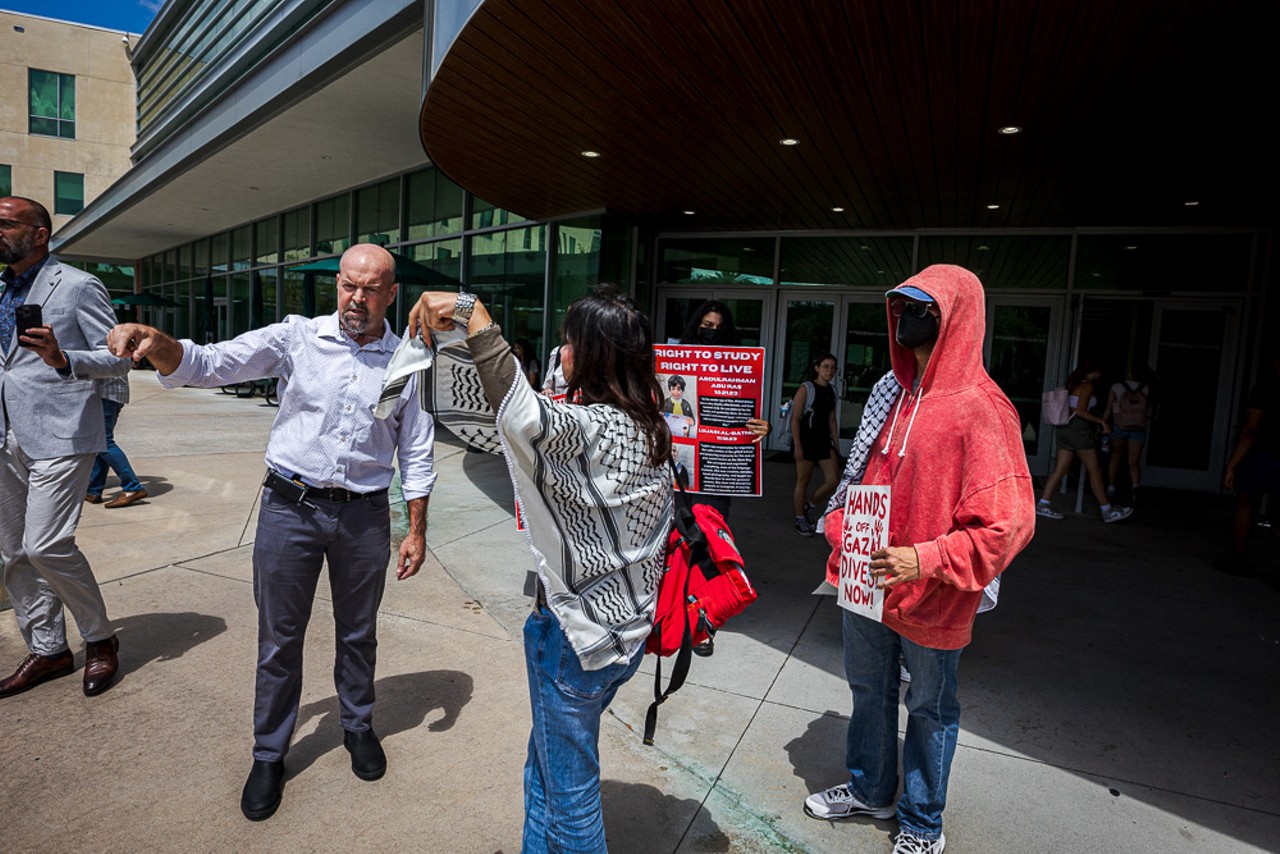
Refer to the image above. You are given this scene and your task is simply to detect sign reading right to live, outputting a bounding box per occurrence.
[838,485,891,621]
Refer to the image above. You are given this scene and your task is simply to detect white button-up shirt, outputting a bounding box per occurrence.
[160,313,437,499]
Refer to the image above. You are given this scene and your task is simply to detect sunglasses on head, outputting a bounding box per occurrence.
[890,298,933,319]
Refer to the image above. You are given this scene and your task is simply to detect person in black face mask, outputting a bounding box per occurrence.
[677,301,771,517]
[891,288,941,350]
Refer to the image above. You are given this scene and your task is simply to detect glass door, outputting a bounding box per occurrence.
[1142,300,1241,490]
[984,295,1066,476]
[835,295,894,455]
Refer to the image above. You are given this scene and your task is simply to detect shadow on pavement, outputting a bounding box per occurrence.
[601,779,731,853]
[111,611,227,681]
[286,669,475,776]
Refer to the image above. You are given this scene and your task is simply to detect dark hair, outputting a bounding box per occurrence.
[561,284,670,467]
[803,353,838,382]
[666,374,685,390]
[512,338,537,371]
[1065,359,1101,390]
[680,300,739,345]
[4,196,52,231]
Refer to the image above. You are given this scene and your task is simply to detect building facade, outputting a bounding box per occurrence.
[53,0,1278,494]
[0,10,137,229]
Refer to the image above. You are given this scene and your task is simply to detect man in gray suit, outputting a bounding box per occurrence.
[0,196,130,699]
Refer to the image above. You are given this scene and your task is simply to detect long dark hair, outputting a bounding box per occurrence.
[680,300,739,345]
[804,353,838,382]
[562,284,670,467]
[1065,359,1100,391]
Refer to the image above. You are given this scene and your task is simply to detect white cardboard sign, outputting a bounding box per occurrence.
[837,485,891,621]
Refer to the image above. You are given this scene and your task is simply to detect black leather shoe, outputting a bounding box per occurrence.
[344,728,386,781]
[240,759,285,821]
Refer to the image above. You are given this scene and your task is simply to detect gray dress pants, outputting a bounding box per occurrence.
[1,427,112,656]
[251,486,391,762]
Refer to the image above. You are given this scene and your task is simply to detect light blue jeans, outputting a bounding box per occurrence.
[842,609,963,840]
[87,400,142,496]
[522,607,644,854]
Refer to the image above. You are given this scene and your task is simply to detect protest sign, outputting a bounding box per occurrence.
[654,344,765,497]
[837,485,891,621]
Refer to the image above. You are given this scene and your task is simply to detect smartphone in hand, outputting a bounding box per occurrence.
[14,303,42,347]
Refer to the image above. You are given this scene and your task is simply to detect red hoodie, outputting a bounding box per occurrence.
[825,265,1035,649]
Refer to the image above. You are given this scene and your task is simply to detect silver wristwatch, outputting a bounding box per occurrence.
[453,291,477,327]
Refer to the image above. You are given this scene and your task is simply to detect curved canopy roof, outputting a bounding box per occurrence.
[420,0,1279,231]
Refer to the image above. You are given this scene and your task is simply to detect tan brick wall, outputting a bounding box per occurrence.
[0,11,137,230]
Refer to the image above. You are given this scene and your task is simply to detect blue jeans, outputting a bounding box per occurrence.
[522,607,644,854]
[87,400,142,496]
[842,609,963,840]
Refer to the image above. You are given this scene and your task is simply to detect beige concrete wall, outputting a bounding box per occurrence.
[0,11,137,231]
[1,12,137,610]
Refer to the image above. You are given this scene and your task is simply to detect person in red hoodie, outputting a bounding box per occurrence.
[803,265,1035,854]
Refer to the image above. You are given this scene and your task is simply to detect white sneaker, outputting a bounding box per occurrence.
[893,830,946,853]
[1102,506,1134,524]
[795,517,816,537]
[1035,503,1063,520]
[804,783,895,820]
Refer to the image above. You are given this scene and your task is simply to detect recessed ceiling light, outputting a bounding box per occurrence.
[779,138,800,146]
[998,126,1022,135]
[860,245,871,250]
[1092,272,1102,277]
[682,210,695,215]
[986,204,999,210]
[977,245,990,251]
[580,150,600,158]
[832,206,845,212]
[1184,201,1199,206]
[1124,245,1138,250]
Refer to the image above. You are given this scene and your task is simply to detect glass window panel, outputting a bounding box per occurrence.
[1074,234,1252,292]
[210,232,230,274]
[230,225,252,272]
[53,171,84,215]
[402,169,464,239]
[314,274,338,317]
[192,239,208,279]
[916,235,1069,289]
[282,207,311,262]
[1145,308,1226,470]
[0,164,11,197]
[550,217,605,339]
[988,305,1053,456]
[28,70,74,139]
[658,237,775,285]
[59,74,75,121]
[315,195,351,256]
[838,301,894,441]
[780,237,914,287]
[229,273,252,338]
[356,179,401,246]
[255,217,279,266]
[781,299,835,402]
[171,280,193,340]
[399,238,464,331]
[282,269,307,317]
[29,117,57,136]
[177,244,192,281]
[470,196,526,231]
[254,268,278,326]
[467,226,547,363]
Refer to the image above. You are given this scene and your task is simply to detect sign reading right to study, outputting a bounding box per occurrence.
[838,485,891,621]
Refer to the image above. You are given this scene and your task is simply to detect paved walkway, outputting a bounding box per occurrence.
[1,372,1277,852]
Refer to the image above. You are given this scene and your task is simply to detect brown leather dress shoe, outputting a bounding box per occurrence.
[84,494,103,504]
[0,650,75,698]
[83,635,120,696]
[104,489,148,508]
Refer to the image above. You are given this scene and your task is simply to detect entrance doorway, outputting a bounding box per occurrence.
[1076,297,1242,490]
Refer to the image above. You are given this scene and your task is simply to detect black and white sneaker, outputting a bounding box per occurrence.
[804,783,896,820]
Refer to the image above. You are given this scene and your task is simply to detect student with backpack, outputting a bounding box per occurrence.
[1103,367,1154,503]
[1036,362,1135,523]
[790,354,841,536]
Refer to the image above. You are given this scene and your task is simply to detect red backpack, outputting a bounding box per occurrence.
[643,476,756,745]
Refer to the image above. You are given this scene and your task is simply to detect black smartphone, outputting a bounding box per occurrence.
[14,303,42,347]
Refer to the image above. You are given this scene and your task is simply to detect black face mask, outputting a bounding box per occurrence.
[896,311,939,349]
[696,326,721,345]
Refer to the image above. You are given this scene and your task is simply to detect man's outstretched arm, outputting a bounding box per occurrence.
[108,323,187,376]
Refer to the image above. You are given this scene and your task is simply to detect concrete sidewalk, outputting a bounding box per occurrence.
[1,372,1277,853]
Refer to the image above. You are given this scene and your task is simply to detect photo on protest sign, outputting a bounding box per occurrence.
[654,344,765,497]
[837,485,891,621]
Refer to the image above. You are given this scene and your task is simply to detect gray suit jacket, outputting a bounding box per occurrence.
[0,257,131,459]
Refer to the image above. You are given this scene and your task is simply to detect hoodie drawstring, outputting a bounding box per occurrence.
[898,387,924,457]
[881,394,906,455]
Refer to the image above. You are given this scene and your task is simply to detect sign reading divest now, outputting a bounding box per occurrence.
[838,485,891,621]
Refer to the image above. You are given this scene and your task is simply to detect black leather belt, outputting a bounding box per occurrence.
[306,485,388,503]
[266,468,386,504]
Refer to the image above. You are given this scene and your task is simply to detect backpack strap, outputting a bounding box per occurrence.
[644,464,704,746]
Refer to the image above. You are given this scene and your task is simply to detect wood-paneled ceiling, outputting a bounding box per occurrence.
[419,0,1279,232]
